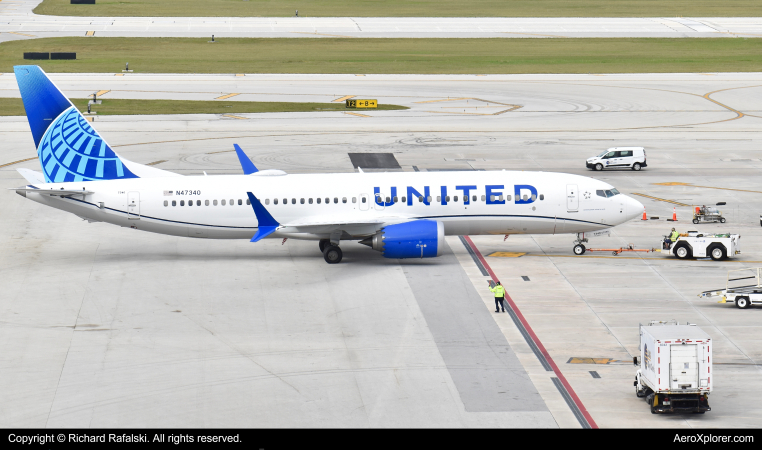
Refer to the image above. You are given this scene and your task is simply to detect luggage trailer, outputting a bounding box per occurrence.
[700,268,762,309]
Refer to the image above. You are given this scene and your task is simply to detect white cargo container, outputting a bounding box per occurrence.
[634,321,712,414]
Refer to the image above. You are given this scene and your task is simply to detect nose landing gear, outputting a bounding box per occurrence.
[573,233,589,255]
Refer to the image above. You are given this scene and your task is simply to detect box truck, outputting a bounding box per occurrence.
[634,321,712,414]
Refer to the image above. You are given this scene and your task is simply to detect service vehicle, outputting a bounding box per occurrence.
[692,206,725,224]
[661,231,740,260]
[700,268,762,309]
[586,147,647,171]
[634,321,712,414]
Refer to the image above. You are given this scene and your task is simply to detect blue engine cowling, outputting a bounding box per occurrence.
[360,220,444,258]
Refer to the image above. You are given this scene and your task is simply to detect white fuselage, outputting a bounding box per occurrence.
[18,171,643,240]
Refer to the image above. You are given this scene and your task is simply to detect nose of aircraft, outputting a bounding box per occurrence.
[623,194,644,222]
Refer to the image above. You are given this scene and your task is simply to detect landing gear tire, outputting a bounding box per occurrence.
[720,217,726,223]
[674,244,692,260]
[709,246,726,261]
[632,162,642,171]
[319,239,330,253]
[323,245,343,264]
[693,218,700,224]
[573,244,586,255]
[736,296,750,309]
[594,163,603,171]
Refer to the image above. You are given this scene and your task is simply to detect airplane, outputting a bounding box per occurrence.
[10,65,644,264]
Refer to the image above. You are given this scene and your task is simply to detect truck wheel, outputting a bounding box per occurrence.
[595,163,603,171]
[573,244,586,255]
[709,246,726,261]
[692,218,699,224]
[736,296,750,309]
[632,162,642,171]
[720,217,726,223]
[674,244,692,259]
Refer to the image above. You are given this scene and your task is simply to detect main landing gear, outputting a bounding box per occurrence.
[319,238,343,264]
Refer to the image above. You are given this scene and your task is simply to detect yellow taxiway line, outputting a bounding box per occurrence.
[215,93,240,100]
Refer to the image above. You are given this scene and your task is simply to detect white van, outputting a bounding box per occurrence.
[586,147,647,171]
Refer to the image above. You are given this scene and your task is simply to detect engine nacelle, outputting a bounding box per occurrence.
[360,220,444,259]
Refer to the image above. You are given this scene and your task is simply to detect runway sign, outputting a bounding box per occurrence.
[346,99,378,108]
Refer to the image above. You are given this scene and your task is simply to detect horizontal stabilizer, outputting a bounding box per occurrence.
[11,186,93,197]
[16,168,46,184]
[234,144,258,175]
[246,192,279,242]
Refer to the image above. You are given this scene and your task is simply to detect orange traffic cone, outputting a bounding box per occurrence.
[642,207,647,221]
[672,207,678,221]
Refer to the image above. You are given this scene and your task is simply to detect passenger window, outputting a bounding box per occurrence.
[437,196,441,202]
[180,200,185,206]
[401,196,406,203]
[506,195,511,201]
[189,200,193,207]
[205,200,209,206]
[342,197,347,203]
[230,199,234,205]
[246,199,250,205]
[292,198,296,204]
[362,197,366,203]
[352,197,356,203]
[213,199,218,206]
[309,198,313,204]
[472,195,477,202]
[454,196,459,202]
[195,200,199,206]
[164,200,168,206]
[316,198,321,204]
[498,195,504,201]
[523,195,528,201]
[221,199,226,206]
[300,198,305,204]
[238,199,242,205]
[490,195,495,202]
[531,194,536,201]
[385,196,390,203]
[446,196,451,202]
[172,200,177,206]
[481,195,486,201]
[274,199,278,205]
[418,196,423,203]
[283,198,287,204]
[393,196,398,202]
[539,194,544,200]
[265,199,270,205]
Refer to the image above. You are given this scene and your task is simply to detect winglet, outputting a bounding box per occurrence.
[246,192,279,242]
[234,144,258,175]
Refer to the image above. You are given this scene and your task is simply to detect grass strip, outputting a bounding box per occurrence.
[34,0,762,18]
[0,98,407,116]
[3,37,762,74]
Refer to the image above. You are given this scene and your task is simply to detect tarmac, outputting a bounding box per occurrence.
[2,73,762,427]
[2,0,762,40]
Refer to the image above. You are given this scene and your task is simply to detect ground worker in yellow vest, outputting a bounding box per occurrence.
[489,281,506,313]
[664,227,680,249]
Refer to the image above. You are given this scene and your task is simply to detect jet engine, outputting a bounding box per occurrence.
[359,220,444,258]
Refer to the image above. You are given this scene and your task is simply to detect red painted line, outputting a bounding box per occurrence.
[462,235,599,429]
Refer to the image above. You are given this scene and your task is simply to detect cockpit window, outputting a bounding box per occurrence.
[596,188,621,198]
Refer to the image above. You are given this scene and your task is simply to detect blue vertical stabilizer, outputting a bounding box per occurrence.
[14,65,138,183]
